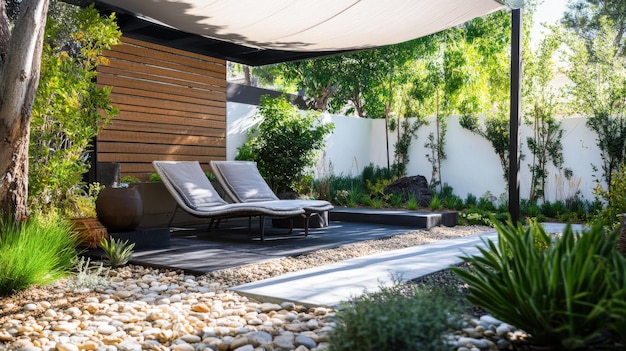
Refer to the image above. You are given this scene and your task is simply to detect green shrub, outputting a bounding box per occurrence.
[429,195,442,211]
[461,209,492,226]
[370,198,384,209]
[465,193,477,208]
[149,173,162,182]
[29,5,120,215]
[477,193,496,211]
[594,164,626,228]
[521,199,541,218]
[389,193,403,207]
[0,213,79,296]
[453,220,626,349]
[328,283,462,351]
[66,257,111,292]
[359,193,373,207]
[362,163,396,185]
[236,95,334,194]
[121,175,141,184]
[406,197,419,210]
[365,178,393,200]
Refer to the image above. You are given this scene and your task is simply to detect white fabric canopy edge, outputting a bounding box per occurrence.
[100,0,509,52]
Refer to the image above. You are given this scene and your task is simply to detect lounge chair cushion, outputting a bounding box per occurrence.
[156,161,227,210]
[211,161,279,202]
[211,161,334,213]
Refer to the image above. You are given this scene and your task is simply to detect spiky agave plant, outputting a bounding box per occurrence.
[99,237,135,267]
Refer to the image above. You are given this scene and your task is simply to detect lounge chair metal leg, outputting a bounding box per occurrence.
[304,214,310,237]
[168,205,180,228]
[259,216,265,241]
[208,218,215,231]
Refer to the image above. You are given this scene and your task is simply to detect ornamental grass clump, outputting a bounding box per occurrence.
[453,220,626,349]
[0,213,79,296]
[328,283,463,351]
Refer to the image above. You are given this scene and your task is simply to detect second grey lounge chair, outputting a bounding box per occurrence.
[210,160,334,236]
[153,161,305,240]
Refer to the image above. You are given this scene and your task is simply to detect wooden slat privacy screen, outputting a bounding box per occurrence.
[97,37,227,180]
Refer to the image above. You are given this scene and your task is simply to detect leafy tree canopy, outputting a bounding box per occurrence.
[562,0,626,56]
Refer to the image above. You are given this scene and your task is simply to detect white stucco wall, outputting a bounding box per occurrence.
[226,101,602,202]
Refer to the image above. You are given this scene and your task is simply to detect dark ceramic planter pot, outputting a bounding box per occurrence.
[96,186,143,232]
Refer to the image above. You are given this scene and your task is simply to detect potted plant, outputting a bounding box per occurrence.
[95,183,143,233]
[68,183,108,249]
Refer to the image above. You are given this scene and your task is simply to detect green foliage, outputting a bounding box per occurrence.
[361,163,396,185]
[66,182,102,218]
[424,115,447,192]
[477,192,497,212]
[276,56,344,111]
[370,198,384,209]
[460,111,511,186]
[520,199,541,218]
[453,221,626,349]
[358,193,373,207]
[99,237,135,267]
[149,173,162,182]
[436,183,463,210]
[390,117,427,177]
[328,283,462,351]
[29,4,121,215]
[0,213,79,296]
[429,195,442,211]
[121,175,141,184]
[388,193,404,208]
[237,95,334,194]
[461,209,493,226]
[563,0,626,57]
[594,164,626,228]
[330,175,362,206]
[406,197,419,210]
[65,256,111,292]
[565,20,626,188]
[313,172,333,202]
[365,179,393,201]
[524,29,569,202]
[465,193,478,208]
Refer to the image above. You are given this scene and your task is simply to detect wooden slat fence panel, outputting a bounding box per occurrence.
[97,37,226,180]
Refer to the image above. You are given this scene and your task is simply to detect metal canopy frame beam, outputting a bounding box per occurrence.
[508,8,522,224]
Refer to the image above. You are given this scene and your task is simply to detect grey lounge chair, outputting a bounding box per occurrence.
[152,161,305,240]
[210,160,334,236]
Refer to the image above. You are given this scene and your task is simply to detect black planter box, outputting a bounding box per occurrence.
[109,228,170,250]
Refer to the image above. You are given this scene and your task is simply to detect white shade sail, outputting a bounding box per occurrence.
[97,0,507,52]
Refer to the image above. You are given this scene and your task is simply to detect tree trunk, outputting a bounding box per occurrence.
[243,65,251,86]
[0,0,50,220]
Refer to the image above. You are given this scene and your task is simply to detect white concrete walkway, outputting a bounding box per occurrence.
[231,223,584,308]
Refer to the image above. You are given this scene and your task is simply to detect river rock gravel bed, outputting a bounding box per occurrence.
[0,225,529,351]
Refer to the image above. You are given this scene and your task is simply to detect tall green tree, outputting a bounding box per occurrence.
[0,0,50,220]
[565,20,626,188]
[458,6,536,188]
[562,0,626,56]
[277,56,344,111]
[523,28,568,202]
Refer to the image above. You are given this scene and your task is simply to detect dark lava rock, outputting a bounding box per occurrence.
[384,175,432,207]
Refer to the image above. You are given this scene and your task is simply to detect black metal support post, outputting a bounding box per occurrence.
[508,8,522,225]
